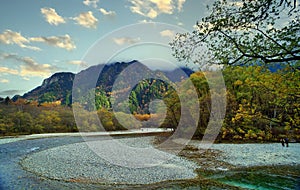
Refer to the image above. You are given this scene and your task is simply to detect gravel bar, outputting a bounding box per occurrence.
[191,142,300,167]
[21,137,198,185]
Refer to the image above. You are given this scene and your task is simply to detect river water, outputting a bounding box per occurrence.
[0,136,299,189]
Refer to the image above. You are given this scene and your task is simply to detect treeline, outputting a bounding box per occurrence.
[0,100,127,136]
[0,100,77,135]
[221,66,299,141]
[1,65,299,142]
[161,66,300,142]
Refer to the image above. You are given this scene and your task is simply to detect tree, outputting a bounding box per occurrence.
[36,110,61,132]
[0,108,14,135]
[171,0,299,70]
[98,108,115,131]
[38,92,56,103]
[12,111,33,134]
[162,89,181,130]
[4,96,12,105]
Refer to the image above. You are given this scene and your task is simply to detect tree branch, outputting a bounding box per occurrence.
[254,27,298,57]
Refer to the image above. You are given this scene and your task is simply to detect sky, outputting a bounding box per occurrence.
[0,0,212,97]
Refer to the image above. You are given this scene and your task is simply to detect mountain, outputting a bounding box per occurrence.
[164,67,194,82]
[20,72,75,104]
[13,61,194,109]
[73,60,137,94]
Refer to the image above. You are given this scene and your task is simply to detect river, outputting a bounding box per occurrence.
[0,135,299,189]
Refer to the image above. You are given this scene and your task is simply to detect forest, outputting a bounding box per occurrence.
[1,65,299,142]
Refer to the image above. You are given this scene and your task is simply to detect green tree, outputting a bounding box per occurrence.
[0,108,14,135]
[12,111,33,134]
[171,0,299,70]
[38,92,56,103]
[95,89,110,110]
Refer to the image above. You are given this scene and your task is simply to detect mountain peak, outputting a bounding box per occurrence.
[14,60,194,105]
[42,72,74,87]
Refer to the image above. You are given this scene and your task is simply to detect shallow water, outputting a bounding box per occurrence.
[205,165,300,190]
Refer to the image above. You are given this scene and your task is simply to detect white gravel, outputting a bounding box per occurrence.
[0,128,171,145]
[0,137,27,145]
[191,142,300,167]
[21,136,198,184]
[15,134,300,185]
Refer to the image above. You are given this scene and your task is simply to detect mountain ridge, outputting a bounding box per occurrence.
[12,61,194,107]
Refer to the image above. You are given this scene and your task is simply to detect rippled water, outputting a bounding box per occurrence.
[205,166,300,190]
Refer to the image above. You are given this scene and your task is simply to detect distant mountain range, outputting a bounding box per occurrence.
[11,60,194,112]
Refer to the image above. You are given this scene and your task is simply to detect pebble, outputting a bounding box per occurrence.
[191,142,300,167]
[21,137,199,184]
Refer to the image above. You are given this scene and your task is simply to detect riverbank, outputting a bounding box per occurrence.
[1,135,299,189]
[0,128,172,145]
[190,141,300,168]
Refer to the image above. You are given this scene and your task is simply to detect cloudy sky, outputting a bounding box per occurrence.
[0,0,211,97]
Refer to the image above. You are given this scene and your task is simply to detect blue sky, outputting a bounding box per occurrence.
[0,0,212,97]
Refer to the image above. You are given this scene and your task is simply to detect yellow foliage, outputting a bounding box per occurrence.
[233,135,242,140]
[234,80,243,86]
[257,136,263,140]
[237,127,245,134]
[244,134,250,139]
[40,101,61,107]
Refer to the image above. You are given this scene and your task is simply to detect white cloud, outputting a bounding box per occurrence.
[83,0,99,8]
[177,22,184,26]
[0,30,40,51]
[147,8,158,18]
[41,7,66,25]
[0,79,9,83]
[177,0,186,11]
[1,53,58,77]
[99,8,116,17]
[18,57,57,77]
[30,34,76,51]
[0,52,18,60]
[151,0,173,14]
[68,60,83,65]
[0,30,75,51]
[160,29,175,38]
[68,60,87,67]
[129,0,161,19]
[20,64,53,77]
[113,37,141,45]
[128,0,186,18]
[138,19,154,23]
[73,11,98,29]
[0,66,19,75]
[0,30,27,46]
